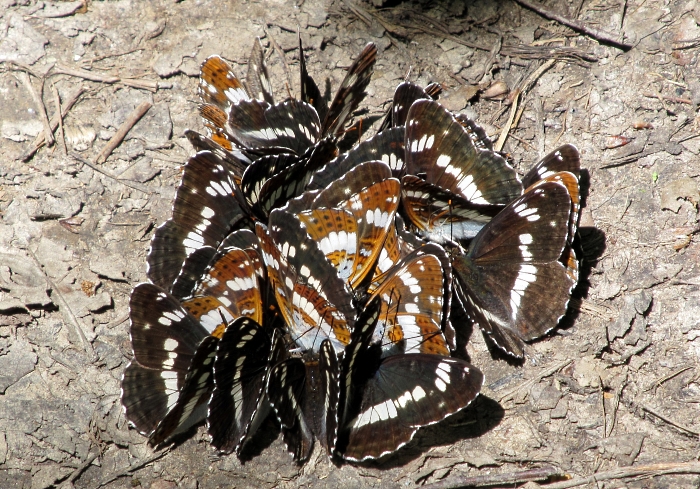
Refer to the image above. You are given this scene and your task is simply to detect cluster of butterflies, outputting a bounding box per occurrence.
[121,37,582,463]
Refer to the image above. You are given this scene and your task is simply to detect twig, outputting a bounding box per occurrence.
[645,366,693,392]
[642,92,692,104]
[405,19,489,52]
[641,404,700,437]
[542,462,700,489]
[347,0,409,38]
[71,153,151,193]
[50,82,67,155]
[494,59,556,151]
[59,451,99,487]
[601,376,607,438]
[95,101,152,164]
[22,86,85,162]
[599,148,659,169]
[512,0,633,50]
[476,35,502,83]
[420,465,563,489]
[343,2,407,55]
[93,447,172,488]
[498,359,572,403]
[26,248,95,358]
[52,65,161,92]
[18,71,54,147]
[83,47,145,65]
[494,92,519,152]
[263,29,294,98]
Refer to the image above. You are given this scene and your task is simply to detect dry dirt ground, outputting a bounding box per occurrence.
[2,0,700,488]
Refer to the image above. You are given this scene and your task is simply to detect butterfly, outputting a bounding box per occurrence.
[121,283,219,446]
[146,151,251,292]
[307,126,406,191]
[451,178,577,358]
[290,161,400,293]
[224,42,377,158]
[378,80,442,132]
[175,229,266,336]
[256,208,356,354]
[401,99,523,243]
[207,317,285,455]
[197,38,275,154]
[334,297,483,461]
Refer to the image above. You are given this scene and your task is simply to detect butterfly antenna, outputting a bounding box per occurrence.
[381,287,403,349]
[449,198,454,243]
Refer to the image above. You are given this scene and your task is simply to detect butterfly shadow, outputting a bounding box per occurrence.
[236,414,283,463]
[346,395,504,470]
[557,167,606,329]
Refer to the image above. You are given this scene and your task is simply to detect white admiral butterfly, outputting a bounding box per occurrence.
[121,283,218,446]
[147,151,250,291]
[335,297,483,461]
[452,179,577,358]
[401,99,523,243]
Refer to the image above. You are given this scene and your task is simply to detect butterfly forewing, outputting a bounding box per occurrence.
[321,42,377,137]
[267,358,314,461]
[302,161,400,291]
[310,128,405,192]
[467,181,571,264]
[170,246,218,300]
[189,246,264,326]
[522,144,581,188]
[207,318,278,454]
[256,212,355,353]
[391,82,434,128]
[368,247,450,356]
[404,99,522,206]
[147,151,248,290]
[299,34,326,122]
[199,55,250,112]
[148,336,218,446]
[128,283,208,370]
[246,37,275,104]
[184,130,250,180]
[228,99,321,155]
[256,138,338,217]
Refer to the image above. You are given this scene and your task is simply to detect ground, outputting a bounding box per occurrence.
[1,0,700,488]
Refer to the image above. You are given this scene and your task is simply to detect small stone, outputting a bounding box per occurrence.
[0,12,48,65]
[660,177,699,213]
[0,339,37,394]
[550,397,569,419]
[532,385,562,411]
[86,291,112,313]
[118,157,160,183]
[152,52,184,78]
